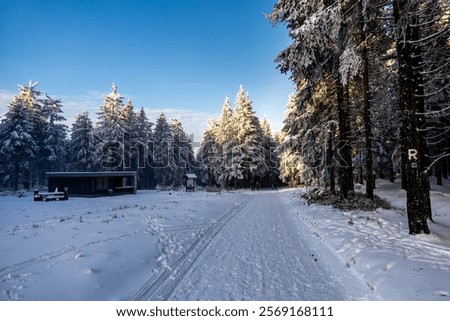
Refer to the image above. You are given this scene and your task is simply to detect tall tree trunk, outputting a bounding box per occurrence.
[336,80,354,198]
[359,0,374,199]
[326,122,335,194]
[436,143,443,186]
[443,157,448,179]
[393,0,431,234]
[389,157,395,183]
[332,15,354,199]
[362,37,374,198]
[442,140,448,179]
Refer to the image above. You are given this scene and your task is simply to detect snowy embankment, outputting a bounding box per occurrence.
[292,179,450,300]
[0,181,449,301]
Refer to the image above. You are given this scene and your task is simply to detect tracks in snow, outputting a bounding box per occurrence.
[0,228,153,281]
[130,196,251,301]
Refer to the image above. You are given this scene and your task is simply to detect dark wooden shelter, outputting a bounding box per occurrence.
[46,171,137,197]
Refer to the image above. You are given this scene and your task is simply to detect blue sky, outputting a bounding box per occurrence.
[0,0,294,139]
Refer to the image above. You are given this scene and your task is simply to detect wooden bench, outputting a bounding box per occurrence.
[34,188,69,201]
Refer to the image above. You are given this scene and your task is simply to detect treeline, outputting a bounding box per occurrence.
[197,85,280,189]
[0,82,197,190]
[0,83,280,191]
[270,1,450,234]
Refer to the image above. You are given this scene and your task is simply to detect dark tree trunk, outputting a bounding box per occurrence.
[436,156,443,186]
[326,122,336,194]
[336,80,354,198]
[443,156,448,180]
[389,157,395,183]
[359,0,374,199]
[362,49,374,197]
[441,140,448,180]
[394,0,431,234]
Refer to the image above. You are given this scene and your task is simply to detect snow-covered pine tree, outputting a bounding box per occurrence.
[95,84,127,170]
[152,113,175,188]
[121,99,136,170]
[171,118,196,186]
[232,86,268,188]
[278,93,301,186]
[278,78,334,187]
[0,94,37,190]
[196,119,222,186]
[134,107,153,144]
[216,96,235,145]
[216,97,237,188]
[392,0,448,234]
[269,1,354,197]
[68,111,96,171]
[133,107,154,188]
[17,81,47,186]
[261,118,280,188]
[41,95,68,172]
[418,1,450,186]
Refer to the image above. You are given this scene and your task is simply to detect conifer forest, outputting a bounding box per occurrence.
[1,1,450,235]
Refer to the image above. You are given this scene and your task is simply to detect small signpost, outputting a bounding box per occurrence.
[408,148,418,168]
[184,174,197,192]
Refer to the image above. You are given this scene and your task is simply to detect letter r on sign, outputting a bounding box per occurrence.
[408,149,418,161]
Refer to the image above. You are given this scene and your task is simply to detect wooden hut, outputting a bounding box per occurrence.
[46,171,137,197]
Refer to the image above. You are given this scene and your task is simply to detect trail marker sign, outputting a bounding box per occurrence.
[408,149,418,161]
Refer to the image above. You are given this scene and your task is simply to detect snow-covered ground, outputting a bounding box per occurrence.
[294,180,450,300]
[0,180,449,301]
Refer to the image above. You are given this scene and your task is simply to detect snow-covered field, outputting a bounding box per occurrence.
[0,181,449,301]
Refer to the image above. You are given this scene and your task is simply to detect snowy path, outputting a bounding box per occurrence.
[2,187,448,300]
[137,191,375,300]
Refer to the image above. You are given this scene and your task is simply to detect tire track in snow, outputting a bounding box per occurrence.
[130,196,251,301]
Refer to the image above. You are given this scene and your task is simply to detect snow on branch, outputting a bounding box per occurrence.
[339,44,362,86]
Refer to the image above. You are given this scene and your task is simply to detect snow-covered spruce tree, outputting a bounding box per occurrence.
[171,118,196,186]
[68,111,96,171]
[216,96,235,145]
[216,96,238,188]
[95,84,128,170]
[196,89,275,189]
[133,107,154,189]
[419,1,450,186]
[372,55,401,184]
[350,0,376,198]
[269,0,354,197]
[0,82,69,187]
[41,95,68,173]
[151,113,175,188]
[277,93,303,186]
[120,99,137,171]
[278,75,338,189]
[390,0,450,233]
[0,93,37,190]
[358,2,401,185]
[196,120,222,186]
[261,118,280,187]
[232,86,268,188]
[17,81,46,186]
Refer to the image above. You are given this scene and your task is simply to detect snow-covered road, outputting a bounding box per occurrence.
[135,191,374,300]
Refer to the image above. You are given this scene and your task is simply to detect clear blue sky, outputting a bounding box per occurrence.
[0,0,294,139]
